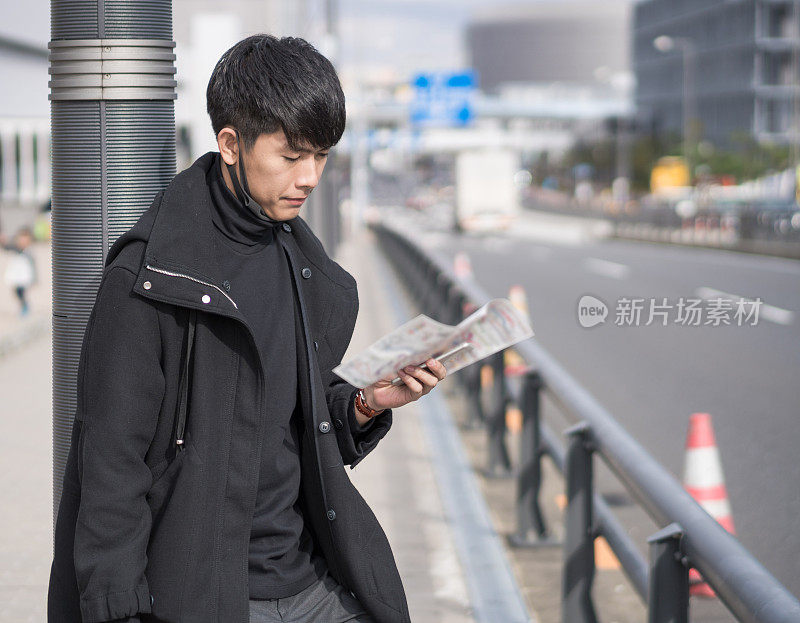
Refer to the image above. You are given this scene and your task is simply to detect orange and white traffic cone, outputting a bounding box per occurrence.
[504,285,530,377]
[683,413,735,598]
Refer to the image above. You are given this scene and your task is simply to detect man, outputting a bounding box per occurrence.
[47,34,445,623]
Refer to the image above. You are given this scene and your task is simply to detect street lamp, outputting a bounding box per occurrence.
[653,35,697,173]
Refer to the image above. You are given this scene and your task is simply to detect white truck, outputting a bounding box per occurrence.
[454,148,520,232]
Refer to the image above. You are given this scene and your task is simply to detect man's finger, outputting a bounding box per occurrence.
[404,365,438,388]
[398,368,423,393]
[426,359,447,380]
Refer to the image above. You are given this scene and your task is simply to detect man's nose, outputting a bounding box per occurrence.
[296,158,320,190]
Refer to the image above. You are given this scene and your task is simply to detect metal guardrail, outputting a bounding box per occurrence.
[371,220,800,623]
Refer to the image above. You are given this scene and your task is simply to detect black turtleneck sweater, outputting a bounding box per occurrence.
[206,153,327,599]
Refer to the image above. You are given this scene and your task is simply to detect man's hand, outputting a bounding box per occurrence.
[362,359,447,414]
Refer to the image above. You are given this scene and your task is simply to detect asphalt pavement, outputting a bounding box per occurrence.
[401,206,800,607]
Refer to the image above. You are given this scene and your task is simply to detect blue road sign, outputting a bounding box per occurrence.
[410,70,476,128]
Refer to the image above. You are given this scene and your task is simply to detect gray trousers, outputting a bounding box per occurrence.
[249,570,375,623]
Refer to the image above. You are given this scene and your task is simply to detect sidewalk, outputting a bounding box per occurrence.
[0,242,52,622]
[336,230,475,623]
[0,300,52,622]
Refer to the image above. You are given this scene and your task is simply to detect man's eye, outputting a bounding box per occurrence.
[284,155,300,162]
[317,152,329,159]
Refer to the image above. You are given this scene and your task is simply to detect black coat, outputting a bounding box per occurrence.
[47,153,411,623]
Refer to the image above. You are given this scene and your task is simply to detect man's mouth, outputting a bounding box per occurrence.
[283,197,306,206]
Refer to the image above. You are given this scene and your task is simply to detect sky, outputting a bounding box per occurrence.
[0,0,537,79]
[0,0,49,47]
[336,0,500,77]
[1,0,625,104]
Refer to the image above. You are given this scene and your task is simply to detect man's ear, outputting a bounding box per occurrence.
[217,127,239,165]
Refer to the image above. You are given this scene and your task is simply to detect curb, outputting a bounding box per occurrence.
[370,233,535,623]
[612,224,800,260]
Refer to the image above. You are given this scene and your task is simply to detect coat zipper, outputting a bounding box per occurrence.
[145,263,239,309]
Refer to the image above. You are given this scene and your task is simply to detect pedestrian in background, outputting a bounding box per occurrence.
[1,227,37,317]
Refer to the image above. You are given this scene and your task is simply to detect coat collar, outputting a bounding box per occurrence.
[144,151,272,287]
[113,151,349,323]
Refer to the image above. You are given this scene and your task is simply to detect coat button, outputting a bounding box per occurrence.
[327,509,336,521]
[334,418,344,430]
[313,340,319,351]
[143,281,152,290]
[201,294,211,304]
[301,267,312,279]
[318,421,331,433]
[282,222,292,233]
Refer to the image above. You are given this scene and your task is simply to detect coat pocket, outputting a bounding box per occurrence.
[144,443,204,620]
[147,448,183,517]
[146,443,200,525]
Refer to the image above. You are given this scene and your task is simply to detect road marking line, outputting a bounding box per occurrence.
[525,245,554,260]
[483,236,514,253]
[695,287,795,326]
[584,257,630,280]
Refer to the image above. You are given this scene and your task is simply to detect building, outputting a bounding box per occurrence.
[0,0,316,208]
[634,0,800,146]
[0,35,51,207]
[463,2,634,156]
[466,2,632,96]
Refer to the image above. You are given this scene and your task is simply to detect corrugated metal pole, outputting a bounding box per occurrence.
[49,0,177,530]
[323,0,342,255]
[303,0,343,255]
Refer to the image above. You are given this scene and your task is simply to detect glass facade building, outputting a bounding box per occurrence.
[634,0,800,146]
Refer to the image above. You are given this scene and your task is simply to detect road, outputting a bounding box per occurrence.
[402,207,800,603]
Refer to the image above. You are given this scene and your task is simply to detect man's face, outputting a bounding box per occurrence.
[221,128,329,221]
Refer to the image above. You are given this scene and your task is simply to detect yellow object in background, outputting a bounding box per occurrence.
[651,156,690,193]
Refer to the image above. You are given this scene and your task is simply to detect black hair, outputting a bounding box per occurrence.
[206,34,346,152]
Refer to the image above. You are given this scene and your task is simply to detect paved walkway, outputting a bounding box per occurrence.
[0,331,52,622]
[0,240,53,622]
[335,230,475,623]
[0,231,477,622]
